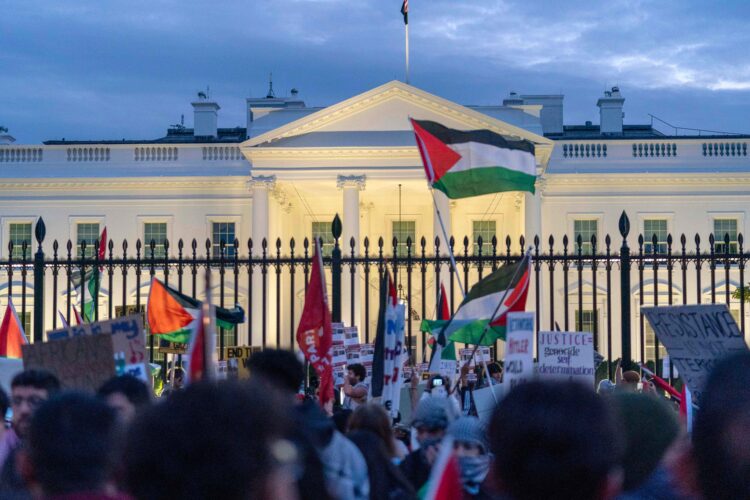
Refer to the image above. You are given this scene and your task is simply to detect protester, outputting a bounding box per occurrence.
[610,392,680,498]
[693,351,750,500]
[447,416,494,499]
[247,348,305,396]
[400,396,455,492]
[342,363,368,410]
[491,380,623,500]
[0,369,61,494]
[124,380,298,500]
[410,373,461,417]
[97,375,152,425]
[348,430,417,500]
[20,392,126,499]
[349,403,409,461]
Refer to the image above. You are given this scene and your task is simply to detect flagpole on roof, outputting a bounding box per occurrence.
[402,0,409,84]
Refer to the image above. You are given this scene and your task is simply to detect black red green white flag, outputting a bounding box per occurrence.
[410,118,537,199]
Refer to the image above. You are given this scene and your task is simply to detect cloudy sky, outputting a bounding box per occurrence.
[2,0,750,143]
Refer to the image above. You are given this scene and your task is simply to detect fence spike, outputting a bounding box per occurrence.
[619,211,630,238]
[34,217,46,246]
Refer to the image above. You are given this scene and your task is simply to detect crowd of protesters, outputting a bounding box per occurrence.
[0,350,748,499]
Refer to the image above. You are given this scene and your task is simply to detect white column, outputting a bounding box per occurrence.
[247,175,276,347]
[338,175,365,330]
[433,190,453,302]
[524,176,545,334]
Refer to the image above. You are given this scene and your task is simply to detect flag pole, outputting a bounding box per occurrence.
[429,188,467,298]
[203,268,214,382]
[405,22,410,84]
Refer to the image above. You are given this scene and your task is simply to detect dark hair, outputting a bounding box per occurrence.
[347,363,366,382]
[349,403,397,457]
[693,352,750,500]
[491,381,622,500]
[247,349,304,394]
[11,369,61,395]
[97,375,151,409]
[331,409,353,434]
[28,392,117,495]
[348,430,416,500]
[124,381,290,500]
[488,362,502,375]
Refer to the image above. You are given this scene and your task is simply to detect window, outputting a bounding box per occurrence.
[575,309,597,334]
[212,222,236,258]
[392,220,416,257]
[643,219,668,254]
[144,223,168,259]
[644,321,667,362]
[77,223,101,259]
[714,219,738,254]
[311,221,335,258]
[731,308,741,326]
[472,220,496,256]
[116,305,164,362]
[9,223,32,258]
[18,311,30,338]
[573,219,598,255]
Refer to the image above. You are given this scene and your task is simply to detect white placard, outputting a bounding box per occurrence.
[504,312,535,393]
[643,304,748,405]
[538,331,595,387]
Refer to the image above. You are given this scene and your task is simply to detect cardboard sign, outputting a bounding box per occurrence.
[504,312,535,393]
[23,334,115,392]
[537,331,595,387]
[223,346,261,379]
[47,315,148,382]
[643,304,749,405]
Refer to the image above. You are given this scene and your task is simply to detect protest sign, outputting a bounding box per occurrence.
[643,304,748,405]
[0,358,23,394]
[222,346,262,379]
[332,323,345,346]
[382,302,406,418]
[504,312,535,392]
[474,384,505,424]
[460,347,491,367]
[344,326,359,346]
[538,331,595,387]
[23,334,115,392]
[346,344,361,363]
[159,341,188,355]
[47,315,148,382]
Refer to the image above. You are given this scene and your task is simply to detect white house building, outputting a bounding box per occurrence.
[1,80,748,365]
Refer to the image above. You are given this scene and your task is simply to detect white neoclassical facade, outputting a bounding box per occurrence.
[1,80,749,363]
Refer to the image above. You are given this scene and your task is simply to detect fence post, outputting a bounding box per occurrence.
[331,214,342,322]
[33,217,46,343]
[618,211,632,369]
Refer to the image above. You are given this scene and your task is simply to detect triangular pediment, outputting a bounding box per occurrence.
[243,80,552,149]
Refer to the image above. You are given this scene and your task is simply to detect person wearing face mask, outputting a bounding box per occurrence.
[447,416,494,499]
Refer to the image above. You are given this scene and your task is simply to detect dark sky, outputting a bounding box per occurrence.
[2,0,750,143]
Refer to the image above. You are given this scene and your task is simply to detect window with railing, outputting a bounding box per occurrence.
[575,309,597,334]
[212,222,236,258]
[144,223,168,259]
[573,219,598,255]
[713,219,738,254]
[472,220,496,256]
[644,321,668,362]
[77,223,101,259]
[311,221,335,258]
[643,219,668,254]
[9,223,32,258]
[392,221,416,257]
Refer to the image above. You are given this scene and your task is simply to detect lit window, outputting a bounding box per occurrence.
[392,221,416,257]
[643,219,668,254]
[472,220,496,256]
[77,223,101,259]
[144,223,168,259]
[311,221,335,258]
[713,219,738,254]
[644,321,668,362]
[573,219,598,255]
[212,222,236,258]
[575,309,597,334]
[9,223,32,258]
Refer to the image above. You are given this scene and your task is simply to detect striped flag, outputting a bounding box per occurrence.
[73,227,107,322]
[410,119,537,199]
[0,299,28,358]
[422,436,463,500]
[401,0,408,25]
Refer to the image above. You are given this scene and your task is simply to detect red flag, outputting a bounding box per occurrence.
[0,299,28,358]
[296,240,333,406]
[98,227,107,262]
[186,305,215,384]
[423,437,463,500]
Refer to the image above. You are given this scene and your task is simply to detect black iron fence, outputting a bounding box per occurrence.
[6,213,749,377]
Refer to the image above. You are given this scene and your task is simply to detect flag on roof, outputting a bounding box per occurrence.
[147,278,245,344]
[410,118,536,199]
[423,284,457,371]
[401,0,408,25]
[446,255,531,346]
[0,299,28,358]
[73,227,107,322]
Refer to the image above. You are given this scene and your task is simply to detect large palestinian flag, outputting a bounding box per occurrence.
[410,118,536,198]
[446,255,531,346]
[147,278,245,344]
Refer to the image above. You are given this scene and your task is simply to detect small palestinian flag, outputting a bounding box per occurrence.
[446,255,531,345]
[410,118,536,199]
[147,278,245,344]
[0,299,27,358]
[421,284,457,371]
[401,0,408,25]
[421,436,463,500]
[72,227,107,322]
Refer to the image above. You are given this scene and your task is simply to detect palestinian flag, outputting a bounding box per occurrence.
[446,255,531,346]
[147,278,245,344]
[422,284,457,371]
[410,118,536,199]
[421,436,463,500]
[0,299,27,358]
[185,306,215,384]
[73,227,107,322]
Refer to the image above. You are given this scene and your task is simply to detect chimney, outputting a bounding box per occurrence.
[502,91,524,106]
[520,94,564,135]
[0,126,14,145]
[597,86,624,135]
[192,100,220,138]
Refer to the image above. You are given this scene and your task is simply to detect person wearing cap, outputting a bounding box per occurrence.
[399,396,455,492]
[448,416,494,499]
